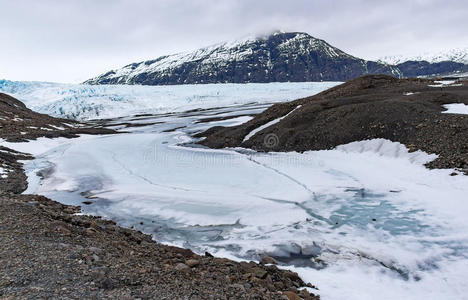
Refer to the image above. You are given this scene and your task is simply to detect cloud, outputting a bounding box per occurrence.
[0,0,467,82]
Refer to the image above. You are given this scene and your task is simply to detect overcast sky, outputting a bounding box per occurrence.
[1,0,467,83]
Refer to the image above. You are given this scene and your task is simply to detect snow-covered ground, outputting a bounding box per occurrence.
[0,79,339,120]
[2,81,468,299]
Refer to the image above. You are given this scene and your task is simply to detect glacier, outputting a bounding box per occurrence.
[0,79,339,120]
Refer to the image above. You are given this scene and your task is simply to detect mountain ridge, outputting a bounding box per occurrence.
[85,32,467,85]
[379,47,468,65]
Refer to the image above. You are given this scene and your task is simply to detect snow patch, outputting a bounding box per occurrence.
[0,166,6,178]
[428,80,462,88]
[48,124,66,130]
[443,103,468,115]
[206,116,253,127]
[243,105,302,142]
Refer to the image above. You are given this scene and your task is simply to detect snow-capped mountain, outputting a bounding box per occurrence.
[85,32,401,85]
[379,48,468,65]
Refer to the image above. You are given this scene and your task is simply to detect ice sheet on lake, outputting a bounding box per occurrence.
[9,120,468,300]
[4,101,468,300]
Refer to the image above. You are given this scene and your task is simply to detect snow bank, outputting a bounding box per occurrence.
[335,139,438,164]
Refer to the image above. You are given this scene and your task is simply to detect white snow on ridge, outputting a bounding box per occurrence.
[243,105,302,142]
[276,33,352,59]
[86,32,356,85]
[102,35,262,83]
[0,79,339,120]
[378,47,468,65]
[443,103,468,115]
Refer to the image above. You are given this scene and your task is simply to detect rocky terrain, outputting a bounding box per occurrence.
[0,92,318,299]
[85,32,468,85]
[198,75,468,173]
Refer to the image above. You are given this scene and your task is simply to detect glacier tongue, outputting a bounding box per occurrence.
[0,79,339,120]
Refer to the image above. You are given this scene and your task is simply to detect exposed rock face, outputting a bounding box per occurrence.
[85,32,401,85]
[197,75,468,173]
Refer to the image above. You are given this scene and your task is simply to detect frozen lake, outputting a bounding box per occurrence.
[2,81,468,299]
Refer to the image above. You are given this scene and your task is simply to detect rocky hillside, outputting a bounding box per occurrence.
[85,32,401,85]
[85,32,468,85]
[197,75,468,173]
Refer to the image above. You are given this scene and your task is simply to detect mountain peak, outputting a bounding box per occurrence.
[84,32,401,85]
